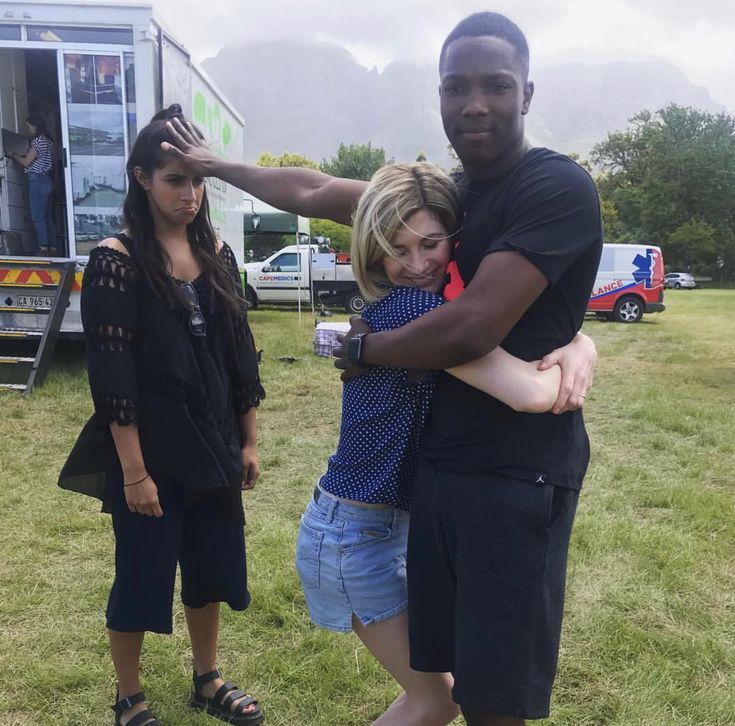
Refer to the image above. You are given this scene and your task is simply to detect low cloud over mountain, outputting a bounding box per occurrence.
[203,40,726,168]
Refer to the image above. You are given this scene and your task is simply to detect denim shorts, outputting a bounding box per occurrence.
[295,487,409,632]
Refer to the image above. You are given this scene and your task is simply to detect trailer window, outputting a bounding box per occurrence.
[64,53,127,255]
[124,52,137,143]
[0,24,21,40]
[28,26,133,45]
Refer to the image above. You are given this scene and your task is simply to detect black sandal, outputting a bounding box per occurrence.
[111,690,161,726]
[190,669,264,725]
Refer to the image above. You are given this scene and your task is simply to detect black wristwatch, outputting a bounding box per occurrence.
[346,332,368,363]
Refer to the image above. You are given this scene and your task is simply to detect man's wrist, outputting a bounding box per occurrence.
[347,332,368,363]
[216,158,240,182]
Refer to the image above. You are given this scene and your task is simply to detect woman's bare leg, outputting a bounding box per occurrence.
[108,629,155,725]
[185,603,257,715]
[352,612,460,726]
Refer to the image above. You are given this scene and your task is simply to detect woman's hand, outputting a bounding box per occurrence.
[124,474,163,517]
[537,332,597,414]
[160,118,217,176]
[241,442,260,491]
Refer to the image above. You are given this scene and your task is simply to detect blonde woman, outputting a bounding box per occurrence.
[295,162,560,726]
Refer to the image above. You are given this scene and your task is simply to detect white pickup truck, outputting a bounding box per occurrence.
[243,245,366,313]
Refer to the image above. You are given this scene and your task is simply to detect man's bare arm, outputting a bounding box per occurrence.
[355,250,548,370]
[162,118,366,225]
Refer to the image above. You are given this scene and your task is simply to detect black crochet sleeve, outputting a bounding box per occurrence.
[82,246,140,426]
[221,242,265,413]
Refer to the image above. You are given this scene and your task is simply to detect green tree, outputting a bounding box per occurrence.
[445,144,463,175]
[309,218,352,251]
[666,219,719,272]
[256,152,319,169]
[599,197,625,243]
[568,152,592,173]
[415,151,428,162]
[320,142,389,180]
[592,105,735,279]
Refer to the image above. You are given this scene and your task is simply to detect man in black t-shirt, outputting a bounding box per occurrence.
[338,12,602,726]
[164,12,601,723]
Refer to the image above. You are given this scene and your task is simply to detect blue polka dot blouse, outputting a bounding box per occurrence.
[319,286,443,510]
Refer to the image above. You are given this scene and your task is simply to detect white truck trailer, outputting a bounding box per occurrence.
[0,2,246,391]
[0,1,245,334]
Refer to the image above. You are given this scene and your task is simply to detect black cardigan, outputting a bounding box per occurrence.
[58,237,264,515]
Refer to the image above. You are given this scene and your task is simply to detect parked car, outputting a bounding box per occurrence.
[664,272,697,289]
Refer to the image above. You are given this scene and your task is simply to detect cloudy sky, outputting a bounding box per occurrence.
[150,0,734,111]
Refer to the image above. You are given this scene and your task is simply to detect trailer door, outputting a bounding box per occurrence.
[59,50,132,258]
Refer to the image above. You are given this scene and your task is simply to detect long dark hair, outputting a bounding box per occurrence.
[122,104,241,318]
[27,114,50,139]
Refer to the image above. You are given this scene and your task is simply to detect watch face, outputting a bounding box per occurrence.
[347,335,362,362]
[348,333,368,362]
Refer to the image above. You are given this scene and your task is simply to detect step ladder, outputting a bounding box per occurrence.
[0,258,76,395]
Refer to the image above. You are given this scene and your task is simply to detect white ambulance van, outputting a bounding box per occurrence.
[587,243,665,323]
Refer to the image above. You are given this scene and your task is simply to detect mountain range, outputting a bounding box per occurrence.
[202,40,727,169]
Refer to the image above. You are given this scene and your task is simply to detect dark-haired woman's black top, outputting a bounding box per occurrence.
[59,237,265,521]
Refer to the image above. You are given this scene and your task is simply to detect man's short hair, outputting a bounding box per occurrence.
[439,12,530,80]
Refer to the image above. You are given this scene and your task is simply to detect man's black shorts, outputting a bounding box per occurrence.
[407,459,579,720]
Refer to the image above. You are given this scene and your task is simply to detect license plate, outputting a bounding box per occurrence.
[16,295,54,309]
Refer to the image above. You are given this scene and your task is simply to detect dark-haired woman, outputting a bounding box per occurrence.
[8,114,56,254]
[59,105,265,726]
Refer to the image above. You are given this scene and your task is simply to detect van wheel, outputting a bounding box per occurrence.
[345,292,366,314]
[245,286,258,309]
[613,295,643,323]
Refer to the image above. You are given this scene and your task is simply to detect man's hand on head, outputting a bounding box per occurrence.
[333,316,373,381]
[160,117,216,176]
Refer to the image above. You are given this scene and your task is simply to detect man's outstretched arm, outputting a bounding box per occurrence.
[162,118,366,225]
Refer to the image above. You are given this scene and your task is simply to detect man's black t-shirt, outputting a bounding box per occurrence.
[421,147,603,489]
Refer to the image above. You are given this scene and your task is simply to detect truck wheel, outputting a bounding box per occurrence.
[245,286,258,309]
[613,295,643,323]
[345,292,366,314]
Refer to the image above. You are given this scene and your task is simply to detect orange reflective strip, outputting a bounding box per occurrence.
[36,270,57,284]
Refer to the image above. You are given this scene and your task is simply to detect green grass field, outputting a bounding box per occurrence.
[1,290,733,725]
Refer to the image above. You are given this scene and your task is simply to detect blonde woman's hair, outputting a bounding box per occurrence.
[351,162,458,303]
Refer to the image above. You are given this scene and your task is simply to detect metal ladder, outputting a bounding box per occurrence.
[0,258,76,395]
